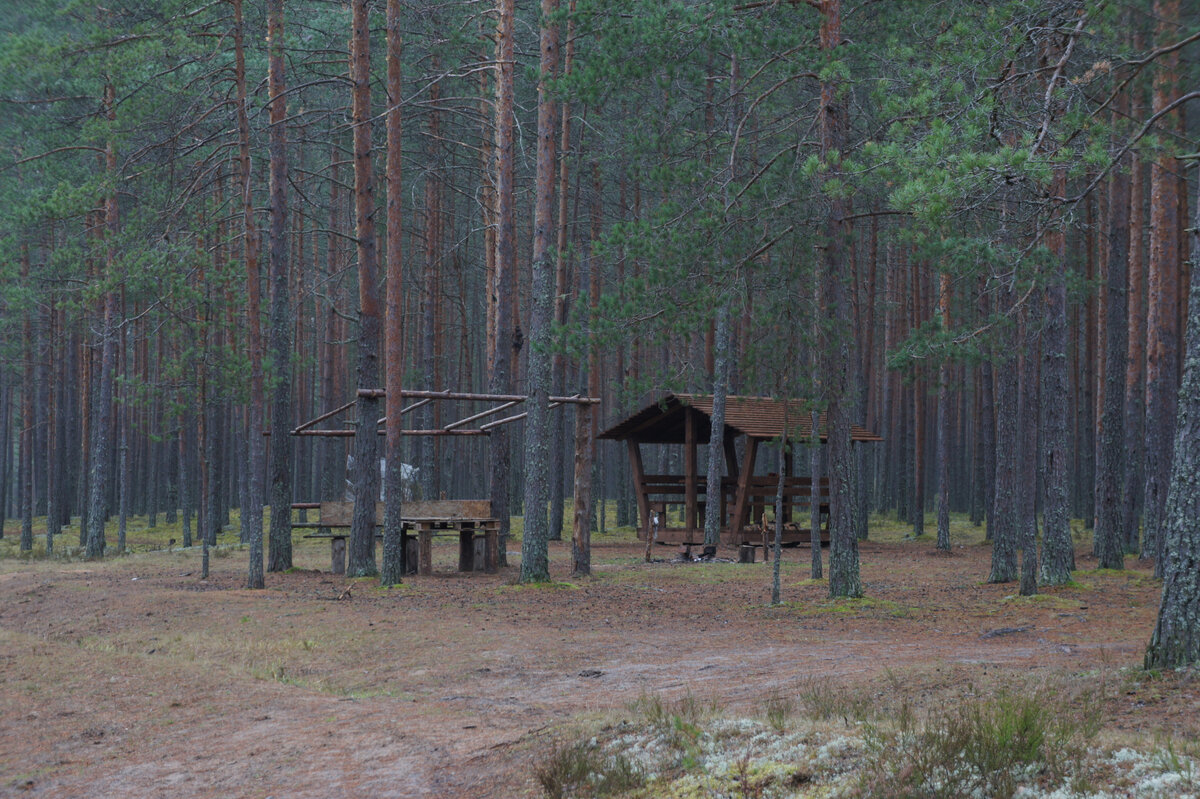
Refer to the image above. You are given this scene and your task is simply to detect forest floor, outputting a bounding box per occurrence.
[1,514,1197,798]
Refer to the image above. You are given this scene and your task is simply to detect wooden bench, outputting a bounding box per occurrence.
[291,500,499,576]
[737,477,831,561]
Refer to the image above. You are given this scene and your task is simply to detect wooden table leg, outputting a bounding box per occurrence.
[484,524,499,574]
[418,525,433,576]
[404,532,419,575]
[458,522,476,572]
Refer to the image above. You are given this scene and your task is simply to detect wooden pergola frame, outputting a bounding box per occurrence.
[290,388,600,438]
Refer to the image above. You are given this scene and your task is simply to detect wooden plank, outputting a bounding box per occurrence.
[684,406,697,534]
[318,499,493,526]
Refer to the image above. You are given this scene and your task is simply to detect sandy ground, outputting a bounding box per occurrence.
[0,528,1192,798]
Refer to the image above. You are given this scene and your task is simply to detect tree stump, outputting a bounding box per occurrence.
[331,536,347,575]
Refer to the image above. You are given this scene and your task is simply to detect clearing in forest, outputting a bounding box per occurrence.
[0,515,1195,798]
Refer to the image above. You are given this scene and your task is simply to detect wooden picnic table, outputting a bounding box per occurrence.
[292,500,499,576]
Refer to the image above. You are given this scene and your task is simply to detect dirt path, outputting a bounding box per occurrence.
[0,535,1186,798]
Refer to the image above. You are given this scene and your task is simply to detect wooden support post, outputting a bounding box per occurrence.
[331,536,347,575]
[720,478,729,533]
[730,437,759,546]
[458,522,475,571]
[684,406,697,534]
[418,525,433,575]
[627,440,650,539]
[485,524,499,573]
[723,435,740,480]
[404,535,419,575]
[784,446,794,523]
[473,536,486,571]
[739,544,756,563]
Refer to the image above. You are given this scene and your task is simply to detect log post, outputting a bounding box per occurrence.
[331,536,347,575]
[418,525,433,575]
[459,523,475,571]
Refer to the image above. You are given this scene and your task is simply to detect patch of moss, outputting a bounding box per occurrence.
[771,596,917,618]
[499,579,580,591]
[1001,593,1080,610]
[1076,568,1157,585]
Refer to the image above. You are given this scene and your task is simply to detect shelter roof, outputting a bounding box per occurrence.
[598,393,882,444]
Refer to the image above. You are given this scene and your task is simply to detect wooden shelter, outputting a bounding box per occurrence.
[599,393,882,547]
[288,388,600,575]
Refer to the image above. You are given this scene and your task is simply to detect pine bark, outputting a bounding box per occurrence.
[1142,0,1181,572]
[380,0,405,587]
[818,0,860,599]
[233,0,265,588]
[266,0,294,573]
[86,81,120,560]
[1095,102,1131,570]
[551,3,576,544]
[521,0,559,582]
[348,0,381,578]
[989,284,1020,583]
[489,0,518,565]
[1122,78,1147,554]
[703,300,730,550]
[20,245,34,553]
[1041,168,1072,587]
[1144,158,1200,669]
[935,271,951,552]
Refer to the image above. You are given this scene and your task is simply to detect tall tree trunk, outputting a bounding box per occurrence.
[117,318,129,553]
[810,410,822,579]
[1041,168,1072,587]
[990,283,1020,583]
[0,369,10,534]
[1122,58,1147,554]
[1095,98,1131,570]
[86,81,120,560]
[489,0,518,565]
[1017,306,1040,596]
[44,296,59,554]
[20,244,34,553]
[703,300,730,550]
[550,2,576,544]
[1141,0,1181,575]
[234,0,265,588]
[266,0,294,573]
[380,0,406,587]
[419,62,441,501]
[348,0,381,578]
[521,0,559,582]
[935,272,951,551]
[181,421,193,548]
[572,164,601,577]
[978,330,996,534]
[1144,157,1200,669]
[817,0,860,598]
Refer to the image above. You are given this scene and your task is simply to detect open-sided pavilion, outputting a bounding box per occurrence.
[599,393,882,548]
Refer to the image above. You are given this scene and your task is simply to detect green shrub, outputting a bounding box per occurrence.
[855,689,1100,798]
[535,740,643,799]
